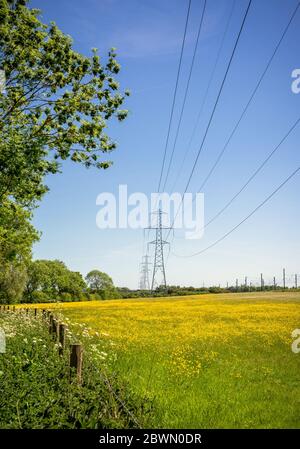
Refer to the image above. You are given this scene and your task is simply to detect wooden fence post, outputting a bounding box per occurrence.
[59,324,67,356]
[70,344,83,384]
[52,318,57,338]
[54,320,60,340]
[34,308,37,317]
[49,314,53,333]
[55,321,60,341]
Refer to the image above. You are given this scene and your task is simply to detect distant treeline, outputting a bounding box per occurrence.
[1,258,298,304]
[117,284,299,299]
[0,259,120,304]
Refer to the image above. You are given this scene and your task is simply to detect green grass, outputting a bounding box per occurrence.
[40,291,300,428]
[0,310,148,428]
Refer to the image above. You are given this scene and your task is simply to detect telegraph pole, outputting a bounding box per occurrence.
[245,276,248,290]
[273,276,276,290]
[260,273,264,291]
[139,255,151,290]
[283,268,286,290]
[295,274,298,289]
[146,209,171,292]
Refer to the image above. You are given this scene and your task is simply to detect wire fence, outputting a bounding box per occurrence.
[219,270,300,290]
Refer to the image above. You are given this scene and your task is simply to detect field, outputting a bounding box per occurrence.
[26,292,300,428]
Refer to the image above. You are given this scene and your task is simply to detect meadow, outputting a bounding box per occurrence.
[23,292,300,428]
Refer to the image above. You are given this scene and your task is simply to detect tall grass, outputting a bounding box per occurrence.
[0,310,149,428]
[30,291,300,428]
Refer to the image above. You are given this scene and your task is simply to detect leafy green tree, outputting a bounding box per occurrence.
[85,269,119,299]
[85,270,113,291]
[0,0,130,303]
[0,0,129,208]
[0,263,27,303]
[0,199,38,303]
[24,259,86,302]
[0,199,39,263]
[24,259,51,299]
[56,269,86,298]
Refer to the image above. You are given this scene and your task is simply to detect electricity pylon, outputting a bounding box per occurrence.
[145,209,171,292]
[139,255,151,290]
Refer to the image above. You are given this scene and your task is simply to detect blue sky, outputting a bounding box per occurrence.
[30,0,300,288]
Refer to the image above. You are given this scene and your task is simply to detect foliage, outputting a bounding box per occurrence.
[85,269,120,299]
[0,310,147,428]
[0,200,38,303]
[0,263,27,304]
[116,284,295,299]
[0,200,39,263]
[0,256,123,304]
[24,259,86,302]
[0,0,130,208]
[0,0,130,300]
[86,270,114,291]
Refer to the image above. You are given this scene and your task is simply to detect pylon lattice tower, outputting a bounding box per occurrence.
[146,209,171,292]
[139,255,151,290]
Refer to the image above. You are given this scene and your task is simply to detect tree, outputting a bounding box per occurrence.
[24,259,86,302]
[0,0,130,302]
[0,0,130,208]
[0,199,38,303]
[0,199,39,263]
[85,269,118,299]
[0,263,27,303]
[86,270,114,291]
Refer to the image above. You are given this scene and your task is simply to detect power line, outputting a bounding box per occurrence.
[146,0,191,284]
[168,3,300,247]
[172,166,300,258]
[180,0,252,195]
[170,0,236,193]
[157,0,192,193]
[199,115,300,232]
[167,0,252,239]
[162,0,207,192]
[196,0,300,193]
[169,113,299,247]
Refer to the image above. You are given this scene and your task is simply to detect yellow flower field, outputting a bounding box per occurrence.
[25,291,300,428]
